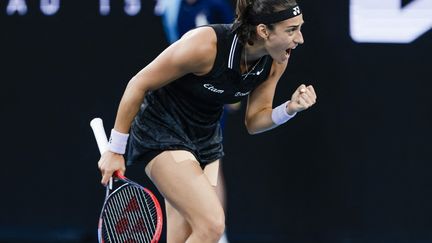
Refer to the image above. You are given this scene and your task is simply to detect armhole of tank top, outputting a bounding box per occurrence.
[201,25,227,78]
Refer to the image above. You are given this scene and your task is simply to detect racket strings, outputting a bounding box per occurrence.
[104,188,153,242]
[125,187,155,241]
[102,185,158,242]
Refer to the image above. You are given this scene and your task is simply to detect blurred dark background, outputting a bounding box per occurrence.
[1,0,431,242]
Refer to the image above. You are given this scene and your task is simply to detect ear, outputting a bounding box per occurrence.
[256,24,270,40]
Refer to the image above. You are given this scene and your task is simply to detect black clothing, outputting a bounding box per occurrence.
[127,24,273,166]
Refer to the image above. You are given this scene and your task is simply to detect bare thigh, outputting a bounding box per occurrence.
[145,150,224,230]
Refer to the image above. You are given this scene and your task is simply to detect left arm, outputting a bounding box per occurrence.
[245,60,317,134]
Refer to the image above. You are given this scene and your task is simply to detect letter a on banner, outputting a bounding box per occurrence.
[7,0,28,15]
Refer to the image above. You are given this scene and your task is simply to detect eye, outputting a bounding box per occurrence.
[287,28,296,35]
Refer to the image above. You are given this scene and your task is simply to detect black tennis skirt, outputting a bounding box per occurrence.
[126,86,224,167]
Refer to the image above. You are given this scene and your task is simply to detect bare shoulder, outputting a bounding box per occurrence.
[137,27,217,90]
[181,26,217,48]
[173,27,218,75]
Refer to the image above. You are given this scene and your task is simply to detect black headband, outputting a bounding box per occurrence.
[248,5,302,25]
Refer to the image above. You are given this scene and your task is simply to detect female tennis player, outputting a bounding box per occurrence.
[98,0,316,242]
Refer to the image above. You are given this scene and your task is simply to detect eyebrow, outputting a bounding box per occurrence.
[287,21,305,28]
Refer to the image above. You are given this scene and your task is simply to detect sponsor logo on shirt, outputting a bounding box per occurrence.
[234,91,250,97]
[203,84,224,94]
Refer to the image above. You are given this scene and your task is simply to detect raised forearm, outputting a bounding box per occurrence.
[246,101,298,135]
[245,107,276,135]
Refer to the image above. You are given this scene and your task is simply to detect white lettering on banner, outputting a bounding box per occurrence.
[99,0,110,16]
[5,0,142,16]
[6,0,28,15]
[350,0,432,43]
[124,0,141,16]
[40,0,60,15]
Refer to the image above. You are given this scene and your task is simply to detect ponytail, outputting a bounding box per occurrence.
[235,0,252,22]
[233,0,255,45]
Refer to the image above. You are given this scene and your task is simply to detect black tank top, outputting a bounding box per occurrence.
[128,24,274,165]
[164,24,273,120]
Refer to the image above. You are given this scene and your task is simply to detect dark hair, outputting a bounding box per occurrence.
[233,0,298,45]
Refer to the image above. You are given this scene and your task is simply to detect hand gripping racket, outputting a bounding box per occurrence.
[90,118,163,243]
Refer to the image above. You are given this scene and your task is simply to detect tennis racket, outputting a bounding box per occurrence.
[90,118,163,243]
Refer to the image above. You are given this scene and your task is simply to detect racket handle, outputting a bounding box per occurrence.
[113,171,126,180]
[90,118,108,154]
[90,118,126,182]
[91,117,115,189]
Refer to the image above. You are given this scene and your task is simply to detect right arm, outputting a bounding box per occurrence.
[115,28,217,133]
[98,27,217,185]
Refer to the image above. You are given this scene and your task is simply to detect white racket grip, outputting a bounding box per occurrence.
[90,118,109,155]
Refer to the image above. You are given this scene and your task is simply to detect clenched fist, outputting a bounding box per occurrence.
[287,84,317,115]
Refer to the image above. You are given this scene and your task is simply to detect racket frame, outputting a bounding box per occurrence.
[90,118,163,243]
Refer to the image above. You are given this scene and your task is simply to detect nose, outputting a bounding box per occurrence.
[295,30,304,45]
